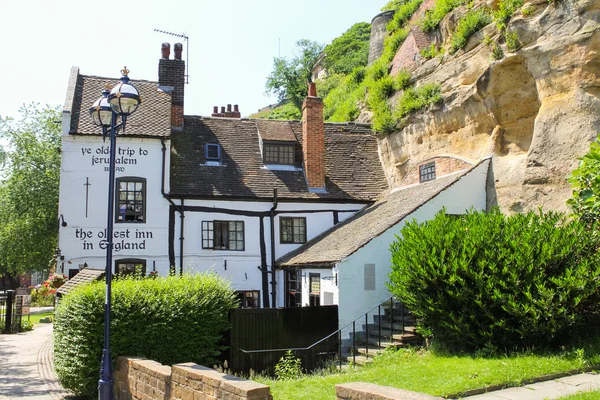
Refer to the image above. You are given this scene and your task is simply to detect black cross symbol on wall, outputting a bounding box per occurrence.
[84,177,91,218]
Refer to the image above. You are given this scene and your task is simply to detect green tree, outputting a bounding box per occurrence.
[265,39,324,110]
[322,22,371,75]
[0,104,61,285]
[568,135,600,224]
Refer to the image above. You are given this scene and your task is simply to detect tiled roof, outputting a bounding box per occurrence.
[276,160,488,268]
[67,72,171,138]
[169,117,388,201]
[256,120,297,142]
[57,268,105,296]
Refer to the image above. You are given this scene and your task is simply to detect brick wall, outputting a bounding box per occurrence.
[115,357,271,400]
[158,57,185,129]
[400,157,473,187]
[336,382,443,400]
[390,34,420,75]
[302,85,326,190]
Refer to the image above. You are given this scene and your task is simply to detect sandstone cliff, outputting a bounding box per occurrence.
[374,0,600,213]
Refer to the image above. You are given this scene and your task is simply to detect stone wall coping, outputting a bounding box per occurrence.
[133,359,172,379]
[336,382,443,400]
[172,363,270,396]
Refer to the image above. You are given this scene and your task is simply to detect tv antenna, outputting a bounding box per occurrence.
[154,28,190,84]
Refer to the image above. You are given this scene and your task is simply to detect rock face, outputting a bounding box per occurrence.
[378,0,600,213]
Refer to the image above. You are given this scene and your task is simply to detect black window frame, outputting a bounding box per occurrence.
[116,177,146,223]
[263,142,295,165]
[280,217,307,244]
[235,290,260,309]
[202,220,245,251]
[419,162,436,183]
[205,143,221,161]
[285,269,302,308]
[115,258,146,277]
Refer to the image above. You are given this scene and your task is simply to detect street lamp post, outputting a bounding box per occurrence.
[89,67,141,400]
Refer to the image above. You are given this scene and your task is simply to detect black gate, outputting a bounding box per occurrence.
[227,305,339,375]
[0,290,22,333]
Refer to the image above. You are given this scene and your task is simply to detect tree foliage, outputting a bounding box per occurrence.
[322,23,371,75]
[388,209,600,351]
[0,104,61,277]
[568,135,600,224]
[265,39,324,110]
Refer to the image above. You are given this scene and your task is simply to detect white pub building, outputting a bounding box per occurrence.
[59,43,489,315]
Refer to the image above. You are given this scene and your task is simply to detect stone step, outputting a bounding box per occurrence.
[363,324,418,337]
[344,354,374,366]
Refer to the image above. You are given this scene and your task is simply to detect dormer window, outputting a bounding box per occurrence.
[419,162,436,183]
[264,143,294,165]
[205,143,222,166]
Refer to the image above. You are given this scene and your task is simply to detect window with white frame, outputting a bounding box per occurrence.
[202,221,245,251]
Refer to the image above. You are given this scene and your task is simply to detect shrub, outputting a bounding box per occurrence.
[505,30,521,51]
[386,0,426,33]
[568,135,600,224]
[420,0,468,31]
[420,43,441,59]
[494,0,524,30]
[388,209,600,351]
[394,82,442,120]
[54,273,238,398]
[449,8,492,54]
[274,350,303,380]
[491,42,505,59]
[394,70,412,91]
[248,101,301,121]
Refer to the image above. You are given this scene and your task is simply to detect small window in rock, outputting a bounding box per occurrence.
[419,162,436,183]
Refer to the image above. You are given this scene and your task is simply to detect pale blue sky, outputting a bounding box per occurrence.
[0,0,385,119]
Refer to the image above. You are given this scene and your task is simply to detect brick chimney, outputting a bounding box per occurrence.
[302,82,326,191]
[158,42,185,129]
[211,104,241,118]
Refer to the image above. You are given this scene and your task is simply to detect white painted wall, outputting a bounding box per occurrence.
[58,133,172,276]
[337,161,490,329]
[175,199,366,307]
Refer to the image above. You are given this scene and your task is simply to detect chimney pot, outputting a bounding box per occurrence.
[174,43,183,60]
[308,82,317,97]
[161,42,171,59]
[234,105,239,112]
[221,106,226,114]
[227,104,232,112]
[213,106,218,113]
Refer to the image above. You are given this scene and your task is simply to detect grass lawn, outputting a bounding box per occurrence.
[559,391,600,399]
[25,311,54,325]
[255,337,600,400]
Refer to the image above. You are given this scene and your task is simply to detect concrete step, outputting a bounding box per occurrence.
[363,324,418,337]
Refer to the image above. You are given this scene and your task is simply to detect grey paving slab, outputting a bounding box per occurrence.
[0,324,57,399]
[466,373,600,400]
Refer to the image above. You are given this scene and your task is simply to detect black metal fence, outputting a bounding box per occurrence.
[0,290,22,334]
[227,305,339,374]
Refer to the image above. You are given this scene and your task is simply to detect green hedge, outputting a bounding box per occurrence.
[388,209,600,351]
[54,273,238,398]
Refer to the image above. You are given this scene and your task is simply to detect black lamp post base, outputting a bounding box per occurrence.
[98,349,114,400]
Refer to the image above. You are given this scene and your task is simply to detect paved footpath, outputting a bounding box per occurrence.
[0,323,70,400]
[467,373,600,400]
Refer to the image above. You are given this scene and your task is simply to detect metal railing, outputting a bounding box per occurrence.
[0,290,22,334]
[236,297,414,373]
